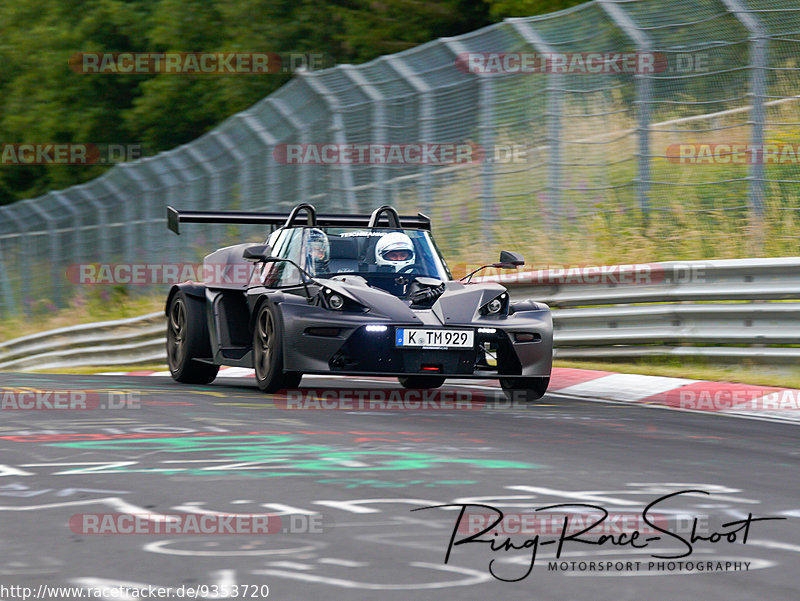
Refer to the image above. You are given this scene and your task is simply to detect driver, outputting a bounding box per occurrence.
[375,232,415,272]
[305,228,330,275]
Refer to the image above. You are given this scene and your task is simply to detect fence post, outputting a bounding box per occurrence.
[598,0,652,221]
[722,0,767,218]
[98,177,130,262]
[442,39,495,241]
[299,73,358,212]
[211,131,247,208]
[51,191,81,267]
[509,19,563,233]
[117,164,153,263]
[2,207,31,314]
[0,240,13,317]
[384,56,434,214]
[24,201,61,307]
[341,65,387,207]
[269,97,314,208]
[240,112,279,214]
[111,173,136,264]
[49,191,81,304]
[74,186,110,261]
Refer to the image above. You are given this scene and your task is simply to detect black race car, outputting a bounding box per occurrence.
[164,204,553,400]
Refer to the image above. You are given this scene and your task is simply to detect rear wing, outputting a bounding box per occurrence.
[167,204,431,234]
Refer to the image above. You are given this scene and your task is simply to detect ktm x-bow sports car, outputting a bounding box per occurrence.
[165,205,553,400]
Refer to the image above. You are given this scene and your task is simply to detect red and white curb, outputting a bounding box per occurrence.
[99,366,800,424]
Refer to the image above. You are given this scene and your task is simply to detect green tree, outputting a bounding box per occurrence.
[2,0,583,205]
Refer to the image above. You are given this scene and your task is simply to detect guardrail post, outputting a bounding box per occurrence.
[722,0,767,220]
[598,0,652,222]
[384,56,434,214]
[509,20,563,232]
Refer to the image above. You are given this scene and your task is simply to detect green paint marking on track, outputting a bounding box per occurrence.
[315,478,479,489]
[47,434,541,477]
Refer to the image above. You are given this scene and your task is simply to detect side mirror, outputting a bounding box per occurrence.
[460,251,524,283]
[243,244,272,262]
[496,250,524,269]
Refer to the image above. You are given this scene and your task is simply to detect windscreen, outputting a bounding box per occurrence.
[300,227,452,282]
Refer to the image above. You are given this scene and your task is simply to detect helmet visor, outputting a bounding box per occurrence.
[381,248,413,262]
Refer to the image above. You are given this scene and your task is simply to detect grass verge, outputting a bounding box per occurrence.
[0,292,164,343]
[554,358,800,390]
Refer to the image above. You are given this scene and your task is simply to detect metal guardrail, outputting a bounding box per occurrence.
[0,312,165,371]
[486,257,800,361]
[2,257,800,371]
[3,0,800,317]
[488,257,800,306]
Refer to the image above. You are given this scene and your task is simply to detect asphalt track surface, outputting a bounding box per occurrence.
[0,371,798,601]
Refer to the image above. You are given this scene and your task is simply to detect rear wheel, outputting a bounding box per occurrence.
[398,375,446,389]
[499,376,549,402]
[166,292,219,384]
[253,303,302,392]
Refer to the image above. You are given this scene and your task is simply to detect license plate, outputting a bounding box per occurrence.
[395,328,474,349]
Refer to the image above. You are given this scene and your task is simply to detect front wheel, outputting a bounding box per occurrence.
[499,376,549,402]
[398,375,446,389]
[253,303,302,392]
[166,292,219,384]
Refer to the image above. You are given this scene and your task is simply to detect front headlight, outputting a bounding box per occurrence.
[328,293,344,310]
[319,287,368,312]
[481,293,508,316]
[486,298,503,314]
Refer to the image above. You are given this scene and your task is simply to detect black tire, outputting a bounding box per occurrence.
[398,375,446,389]
[499,376,549,402]
[253,302,302,392]
[166,292,219,384]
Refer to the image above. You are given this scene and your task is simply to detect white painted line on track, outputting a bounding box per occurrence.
[555,373,697,402]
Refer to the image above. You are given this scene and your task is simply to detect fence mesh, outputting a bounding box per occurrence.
[1,0,799,316]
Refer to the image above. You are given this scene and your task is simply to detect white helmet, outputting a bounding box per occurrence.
[375,232,415,272]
